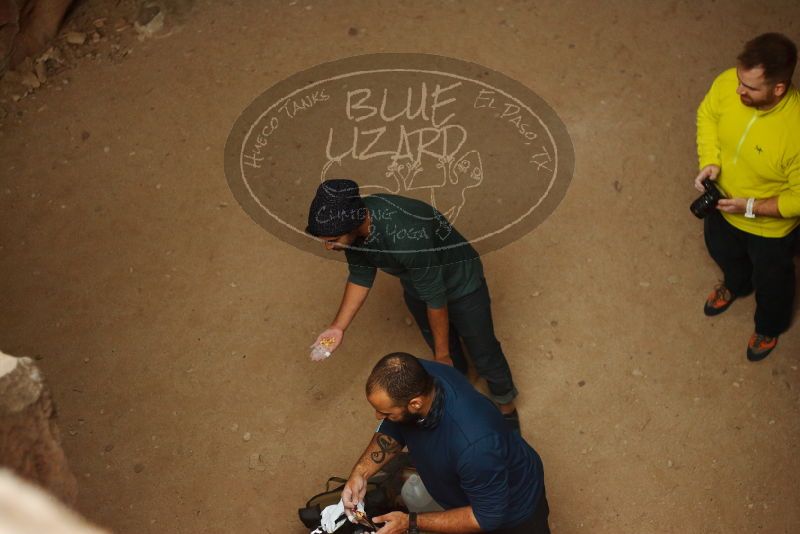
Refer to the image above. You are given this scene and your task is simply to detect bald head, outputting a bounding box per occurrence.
[366,353,434,406]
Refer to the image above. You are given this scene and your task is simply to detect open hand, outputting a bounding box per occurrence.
[310,327,344,361]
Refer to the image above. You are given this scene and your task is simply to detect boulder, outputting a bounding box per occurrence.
[0,350,77,505]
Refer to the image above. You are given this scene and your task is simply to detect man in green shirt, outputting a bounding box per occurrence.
[307,179,520,428]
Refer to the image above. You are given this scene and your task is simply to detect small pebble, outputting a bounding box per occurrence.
[104,444,114,452]
[404,317,413,326]
[65,31,87,45]
[243,432,251,442]
[577,380,586,387]
[20,71,39,89]
[133,463,144,473]
[248,453,263,470]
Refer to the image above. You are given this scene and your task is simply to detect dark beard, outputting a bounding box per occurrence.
[400,382,444,429]
[397,409,424,426]
[741,94,778,109]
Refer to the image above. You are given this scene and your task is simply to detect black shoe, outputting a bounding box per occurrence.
[703,284,736,316]
[503,410,520,433]
[747,333,778,362]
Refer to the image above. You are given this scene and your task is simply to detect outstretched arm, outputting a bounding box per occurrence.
[312,282,370,357]
[331,281,371,331]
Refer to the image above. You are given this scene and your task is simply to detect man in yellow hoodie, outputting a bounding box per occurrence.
[696,33,799,361]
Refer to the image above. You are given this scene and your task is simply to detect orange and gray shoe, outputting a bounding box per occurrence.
[747,333,778,362]
[703,284,736,316]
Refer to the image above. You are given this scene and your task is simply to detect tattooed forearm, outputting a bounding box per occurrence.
[370,434,400,464]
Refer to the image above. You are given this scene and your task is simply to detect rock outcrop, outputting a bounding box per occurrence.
[0,350,77,505]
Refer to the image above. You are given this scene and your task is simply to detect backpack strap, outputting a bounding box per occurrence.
[326,477,349,492]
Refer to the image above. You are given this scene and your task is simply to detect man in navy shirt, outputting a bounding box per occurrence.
[342,353,550,534]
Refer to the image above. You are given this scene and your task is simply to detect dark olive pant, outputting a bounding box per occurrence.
[403,278,518,404]
[704,210,797,337]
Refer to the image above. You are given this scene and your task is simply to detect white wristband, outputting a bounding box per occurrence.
[745,197,756,219]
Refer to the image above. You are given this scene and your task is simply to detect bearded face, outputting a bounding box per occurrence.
[735,65,786,110]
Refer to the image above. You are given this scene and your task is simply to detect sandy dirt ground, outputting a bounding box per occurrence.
[1,1,800,533]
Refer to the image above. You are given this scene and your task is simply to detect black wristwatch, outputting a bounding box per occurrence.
[407,512,419,534]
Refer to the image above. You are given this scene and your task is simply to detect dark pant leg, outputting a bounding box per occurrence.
[748,230,797,337]
[704,210,753,296]
[402,291,469,375]
[447,280,517,404]
[489,489,550,534]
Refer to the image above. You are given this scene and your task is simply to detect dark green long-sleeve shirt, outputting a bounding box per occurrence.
[344,194,484,308]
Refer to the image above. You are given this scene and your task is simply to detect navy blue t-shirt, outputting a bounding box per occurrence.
[377,361,544,531]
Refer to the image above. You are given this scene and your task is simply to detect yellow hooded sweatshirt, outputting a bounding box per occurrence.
[697,68,800,237]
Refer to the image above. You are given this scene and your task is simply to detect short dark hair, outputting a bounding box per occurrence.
[366,353,434,406]
[737,33,797,85]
